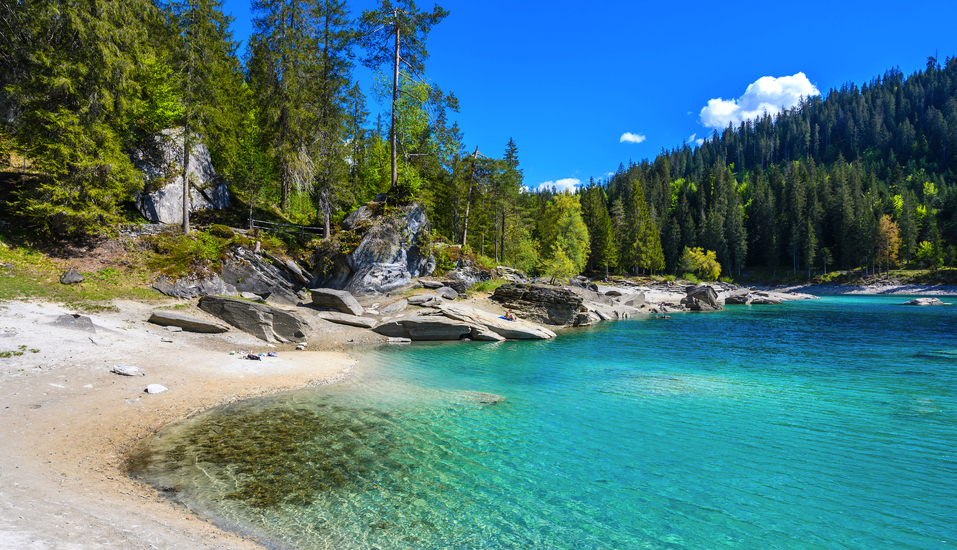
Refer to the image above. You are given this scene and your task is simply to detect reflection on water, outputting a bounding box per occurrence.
[130,296,957,549]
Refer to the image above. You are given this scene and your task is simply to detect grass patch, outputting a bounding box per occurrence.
[472,278,507,293]
[0,344,39,358]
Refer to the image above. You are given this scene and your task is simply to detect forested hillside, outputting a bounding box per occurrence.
[1,0,955,281]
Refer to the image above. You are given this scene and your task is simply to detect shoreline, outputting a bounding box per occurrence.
[1,284,954,548]
[0,298,356,549]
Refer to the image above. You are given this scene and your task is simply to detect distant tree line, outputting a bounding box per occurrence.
[1,1,955,280]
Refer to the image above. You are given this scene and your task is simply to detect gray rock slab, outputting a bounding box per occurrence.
[148,310,230,333]
[436,286,458,300]
[419,279,444,289]
[437,304,556,340]
[54,314,96,333]
[310,288,363,316]
[198,296,308,343]
[316,311,377,329]
[380,299,408,315]
[374,316,472,341]
[408,294,442,307]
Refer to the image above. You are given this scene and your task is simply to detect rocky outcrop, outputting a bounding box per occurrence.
[132,128,229,224]
[310,288,363,316]
[902,297,948,306]
[491,284,586,326]
[680,285,723,312]
[380,299,408,315]
[315,311,376,328]
[408,293,443,307]
[436,303,556,340]
[221,247,303,306]
[148,310,230,333]
[724,288,752,305]
[436,286,458,300]
[311,204,435,297]
[198,296,308,343]
[152,274,237,300]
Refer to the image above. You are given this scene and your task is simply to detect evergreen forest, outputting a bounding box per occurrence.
[2,0,957,281]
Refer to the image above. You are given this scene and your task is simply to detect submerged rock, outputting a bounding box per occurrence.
[902,298,948,306]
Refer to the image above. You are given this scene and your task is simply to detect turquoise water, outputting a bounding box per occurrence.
[131,296,957,549]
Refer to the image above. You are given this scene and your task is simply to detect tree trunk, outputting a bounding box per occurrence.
[390,12,400,194]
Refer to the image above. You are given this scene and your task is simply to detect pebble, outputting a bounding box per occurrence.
[111,365,143,377]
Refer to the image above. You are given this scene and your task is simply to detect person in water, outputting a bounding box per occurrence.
[504,309,516,321]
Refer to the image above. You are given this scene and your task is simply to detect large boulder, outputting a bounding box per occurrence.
[132,128,229,224]
[198,296,308,343]
[491,284,586,326]
[148,310,230,333]
[221,247,303,306]
[311,204,435,297]
[310,288,363,316]
[373,316,472,341]
[436,303,556,340]
[681,285,723,312]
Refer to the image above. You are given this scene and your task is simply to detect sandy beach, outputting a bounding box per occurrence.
[0,298,358,549]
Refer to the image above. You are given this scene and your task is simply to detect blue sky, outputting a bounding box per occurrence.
[221,0,957,191]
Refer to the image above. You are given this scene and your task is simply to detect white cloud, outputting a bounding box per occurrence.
[699,72,820,129]
[536,177,581,193]
[620,132,646,144]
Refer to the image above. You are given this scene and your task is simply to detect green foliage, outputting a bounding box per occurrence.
[472,278,507,293]
[679,247,721,281]
[539,244,577,284]
[539,192,590,275]
[145,227,248,278]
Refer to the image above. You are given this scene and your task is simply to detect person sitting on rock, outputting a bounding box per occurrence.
[504,309,516,321]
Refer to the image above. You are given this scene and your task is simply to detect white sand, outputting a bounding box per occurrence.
[0,299,356,549]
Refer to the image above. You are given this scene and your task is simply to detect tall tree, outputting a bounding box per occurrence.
[357,0,448,196]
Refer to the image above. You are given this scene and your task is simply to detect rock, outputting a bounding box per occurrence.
[491,284,586,326]
[380,299,408,315]
[221,247,301,306]
[310,288,363,316]
[620,293,646,308]
[160,337,174,343]
[152,274,237,300]
[145,384,168,394]
[111,365,144,377]
[681,285,723,311]
[240,292,266,303]
[460,391,505,405]
[436,286,458,300]
[387,337,412,344]
[340,205,374,230]
[316,311,377,329]
[444,267,492,292]
[373,317,473,341]
[419,279,444,289]
[132,128,229,224]
[408,293,443,307]
[750,296,782,305]
[59,268,84,285]
[311,204,435,297]
[498,266,529,284]
[54,314,96,333]
[470,326,506,341]
[437,303,556,340]
[724,289,752,305]
[605,289,623,297]
[586,283,599,292]
[148,310,230,333]
[198,296,308,343]
[902,298,948,306]
[164,326,183,332]
[262,251,312,286]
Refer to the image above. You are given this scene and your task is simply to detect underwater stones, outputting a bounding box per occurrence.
[198,296,308,343]
[148,310,230,333]
[316,311,376,329]
[310,288,364,317]
[460,391,506,405]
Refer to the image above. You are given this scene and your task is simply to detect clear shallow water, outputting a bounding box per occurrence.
[130,296,957,549]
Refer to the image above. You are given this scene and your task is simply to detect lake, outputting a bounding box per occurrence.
[130,296,957,549]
